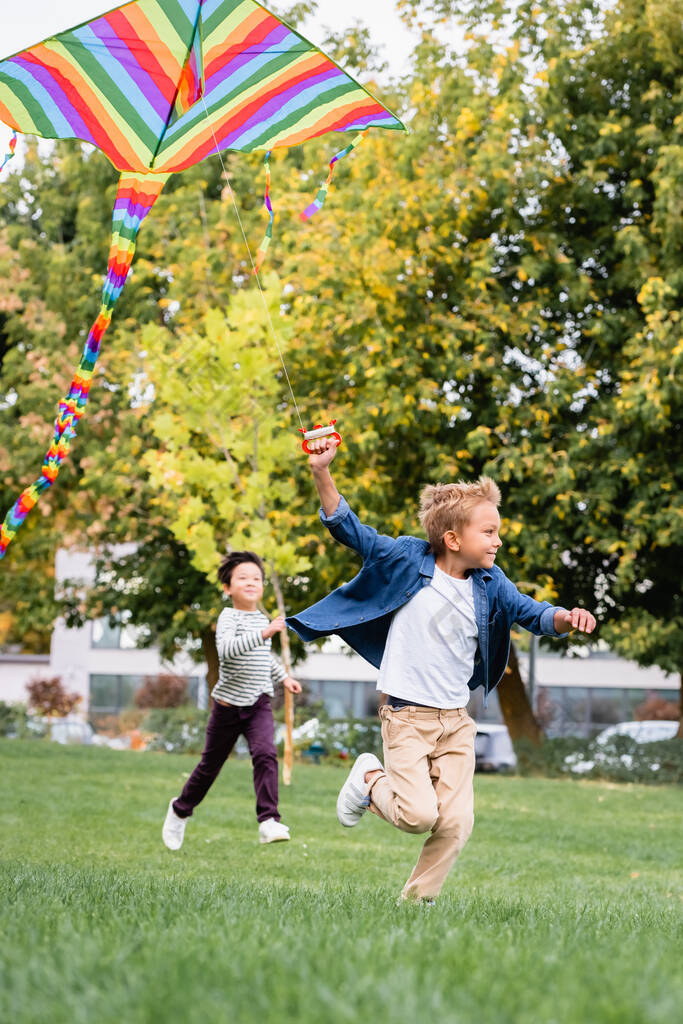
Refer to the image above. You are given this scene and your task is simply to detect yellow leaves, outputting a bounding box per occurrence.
[636,276,673,313]
[0,610,13,645]
[505,519,523,537]
[455,107,481,142]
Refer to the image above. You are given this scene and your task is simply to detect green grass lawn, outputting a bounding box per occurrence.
[0,740,681,1024]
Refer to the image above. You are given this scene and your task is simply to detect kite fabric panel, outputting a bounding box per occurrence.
[0,0,405,173]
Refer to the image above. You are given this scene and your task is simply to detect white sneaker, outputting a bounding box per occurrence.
[162,799,187,850]
[336,752,383,827]
[258,818,291,844]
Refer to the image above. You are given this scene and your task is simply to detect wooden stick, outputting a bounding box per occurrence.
[269,565,294,785]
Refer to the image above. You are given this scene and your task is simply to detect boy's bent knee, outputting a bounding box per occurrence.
[398,807,439,835]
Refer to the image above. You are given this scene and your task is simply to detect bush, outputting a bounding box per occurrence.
[272,700,327,729]
[514,735,683,785]
[0,701,30,738]
[514,736,591,778]
[634,694,680,721]
[135,674,188,709]
[26,676,81,717]
[309,717,383,761]
[142,706,207,753]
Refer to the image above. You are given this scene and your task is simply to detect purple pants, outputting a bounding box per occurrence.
[173,693,280,824]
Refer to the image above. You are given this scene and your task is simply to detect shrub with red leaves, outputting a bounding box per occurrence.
[634,694,679,722]
[26,676,82,717]
[134,674,188,709]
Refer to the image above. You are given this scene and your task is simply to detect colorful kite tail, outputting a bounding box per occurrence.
[253,150,273,274]
[300,130,368,222]
[0,170,168,560]
[0,130,17,172]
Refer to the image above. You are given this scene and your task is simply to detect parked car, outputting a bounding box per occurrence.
[46,716,95,745]
[594,720,679,745]
[564,720,679,774]
[474,724,516,772]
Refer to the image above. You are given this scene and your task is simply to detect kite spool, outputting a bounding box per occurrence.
[299,420,342,454]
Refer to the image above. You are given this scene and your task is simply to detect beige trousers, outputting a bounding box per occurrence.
[369,704,477,900]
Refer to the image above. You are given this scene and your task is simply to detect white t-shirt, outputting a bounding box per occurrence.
[376,565,478,709]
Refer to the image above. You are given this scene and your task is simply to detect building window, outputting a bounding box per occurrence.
[534,686,680,738]
[91,616,146,650]
[89,673,201,721]
[303,679,380,719]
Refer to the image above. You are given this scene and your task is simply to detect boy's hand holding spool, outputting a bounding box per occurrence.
[306,432,340,469]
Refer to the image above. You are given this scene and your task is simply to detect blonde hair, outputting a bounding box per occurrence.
[419,477,501,555]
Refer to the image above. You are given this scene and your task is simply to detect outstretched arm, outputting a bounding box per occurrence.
[504,577,596,637]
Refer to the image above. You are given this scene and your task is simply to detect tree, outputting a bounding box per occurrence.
[139,281,314,779]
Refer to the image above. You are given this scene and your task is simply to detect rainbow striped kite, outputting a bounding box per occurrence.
[0,0,405,559]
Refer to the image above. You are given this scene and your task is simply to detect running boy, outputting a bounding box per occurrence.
[162,551,302,849]
[287,440,596,901]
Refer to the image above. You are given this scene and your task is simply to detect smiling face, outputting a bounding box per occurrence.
[445,500,503,571]
[223,562,264,610]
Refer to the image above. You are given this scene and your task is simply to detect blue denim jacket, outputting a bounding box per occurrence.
[286,496,567,699]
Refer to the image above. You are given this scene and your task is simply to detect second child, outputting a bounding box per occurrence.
[162,551,301,849]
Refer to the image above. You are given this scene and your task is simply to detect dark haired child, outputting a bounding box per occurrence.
[162,551,301,848]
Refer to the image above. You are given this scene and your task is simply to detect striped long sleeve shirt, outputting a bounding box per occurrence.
[211,607,286,707]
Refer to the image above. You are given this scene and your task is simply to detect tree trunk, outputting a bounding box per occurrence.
[201,626,219,700]
[678,673,682,739]
[269,566,294,785]
[497,642,544,745]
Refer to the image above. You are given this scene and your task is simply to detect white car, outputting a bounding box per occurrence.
[47,716,95,745]
[594,720,679,745]
[474,723,517,772]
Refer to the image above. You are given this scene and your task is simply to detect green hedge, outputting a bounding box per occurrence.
[514,735,682,785]
[0,701,35,739]
[141,706,208,754]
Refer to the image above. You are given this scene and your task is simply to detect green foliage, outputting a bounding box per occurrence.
[140,283,311,588]
[0,701,29,737]
[515,735,683,785]
[312,716,384,760]
[141,705,208,754]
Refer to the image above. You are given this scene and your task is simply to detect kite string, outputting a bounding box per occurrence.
[199,96,304,434]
